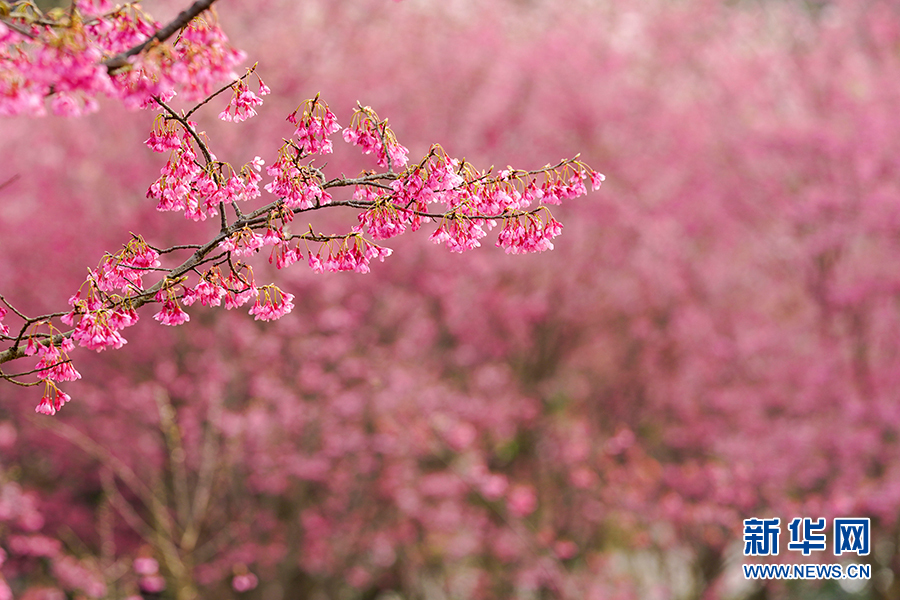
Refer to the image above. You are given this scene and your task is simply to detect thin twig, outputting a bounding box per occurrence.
[152,243,205,254]
[153,97,214,165]
[184,65,257,120]
[0,358,74,379]
[0,174,20,193]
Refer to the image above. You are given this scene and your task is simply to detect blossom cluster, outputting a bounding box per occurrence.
[93,236,162,293]
[307,235,394,274]
[178,267,258,312]
[347,148,603,254]
[0,1,245,116]
[496,213,564,254]
[287,94,342,155]
[34,381,72,416]
[249,285,295,321]
[24,336,80,384]
[343,103,410,169]
[146,124,265,221]
[10,85,601,421]
[53,238,159,357]
[265,146,332,209]
[218,73,270,122]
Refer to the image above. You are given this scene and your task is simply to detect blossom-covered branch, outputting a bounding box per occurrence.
[0,0,241,116]
[0,49,602,415]
[103,0,221,72]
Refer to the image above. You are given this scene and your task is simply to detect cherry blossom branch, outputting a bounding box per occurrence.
[0,0,247,122]
[1,359,73,381]
[0,158,590,364]
[184,64,259,120]
[0,67,603,416]
[0,293,28,321]
[154,243,205,254]
[103,0,220,72]
[153,97,215,166]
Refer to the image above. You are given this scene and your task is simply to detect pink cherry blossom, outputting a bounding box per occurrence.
[219,79,265,123]
[231,573,259,592]
[153,300,190,326]
[248,287,294,322]
[34,383,71,416]
[286,94,341,155]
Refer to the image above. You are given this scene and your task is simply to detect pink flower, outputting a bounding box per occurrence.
[496,215,563,254]
[133,557,159,576]
[308,253,324,273]
[153,300,190,326]
[310,239,393,274]
[139,575,166,594]
[224,282,258,310]
[218,80,264,122]
[249,288,294,321]
[35,385,71,416]
[144,118,182,153]
[356,203,409,240]
[219,228,266,256]
[287,96,341,155]
[71,311,128,352]
[34,342,81,383]
[507,485,538,517]
[269,242,303,269]
[343,105,409,169]
[264,148,332,209]
[430,218,487,252]
[93,240,160,292]
[107,308,139,330]
[232,573,258,592]
[186,279,226,307]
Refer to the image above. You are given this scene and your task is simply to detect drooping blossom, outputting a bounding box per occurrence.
[343,104,409,169]
[248,286,294,322]
[35,382,71,416]
[218,79,265,123]
[153,290,190,326]
[286,94,341,155]
[496,214,563,254]
[264,146,332,209]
